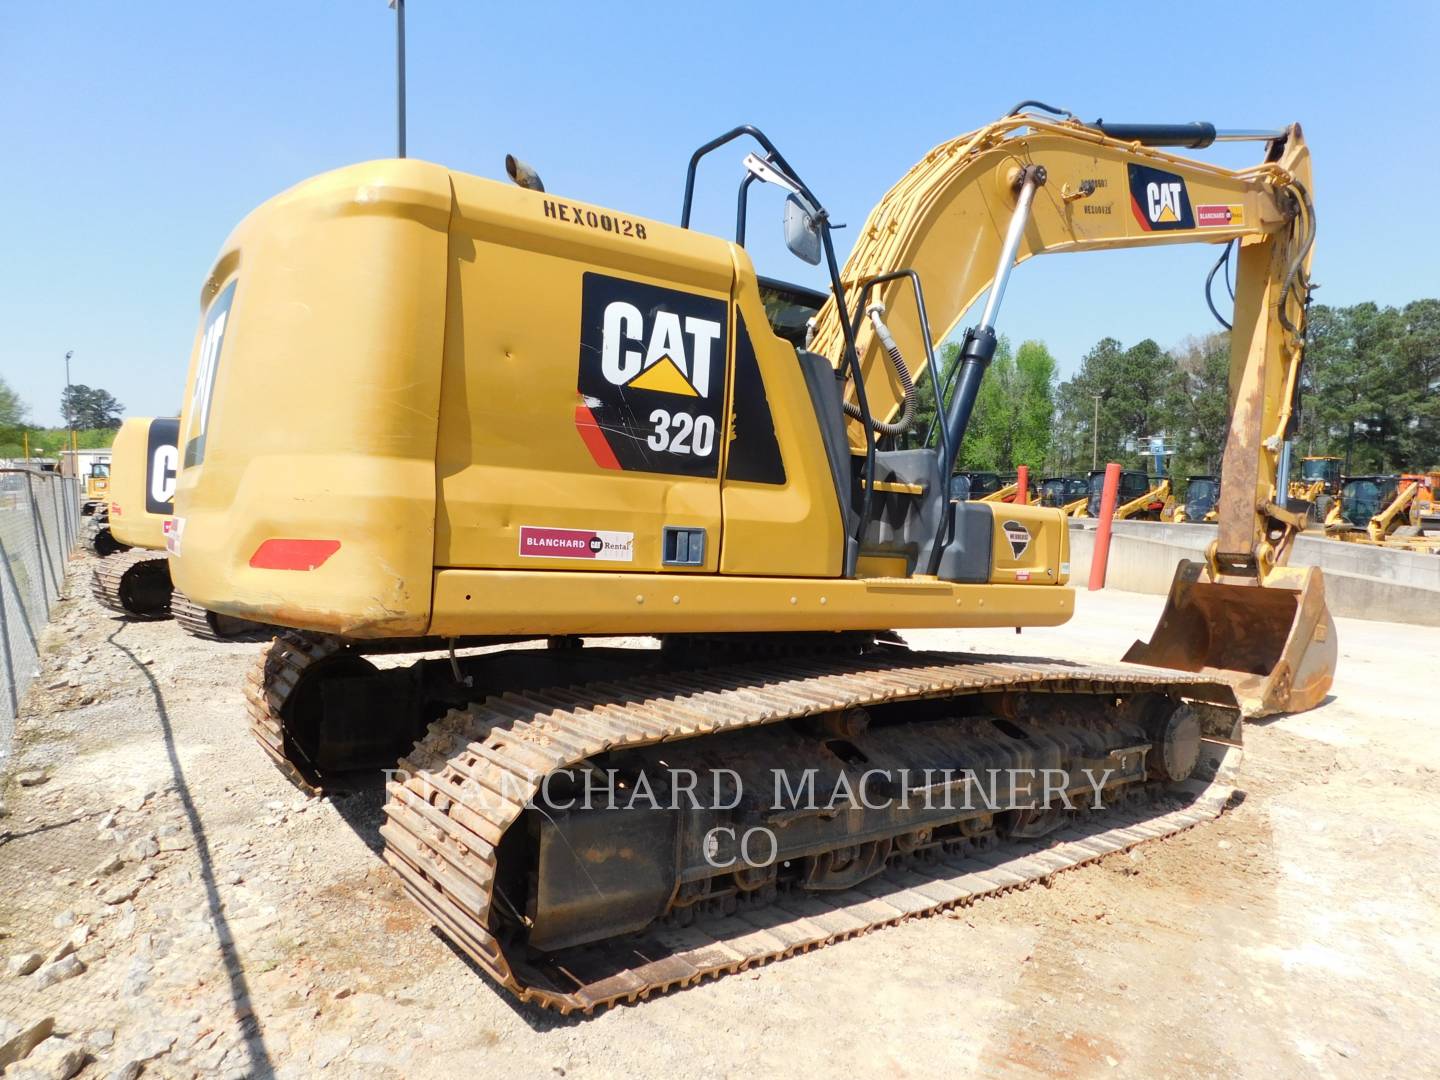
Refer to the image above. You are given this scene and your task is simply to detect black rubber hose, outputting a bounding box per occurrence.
[1005,100,1073,119]
[844,342,916,438]
[1205,241,1234,330]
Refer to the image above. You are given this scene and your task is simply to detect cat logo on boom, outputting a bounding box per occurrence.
[576,273,727,479]
[1127,164,1195,231]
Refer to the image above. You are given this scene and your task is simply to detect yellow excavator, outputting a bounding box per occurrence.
[1324,475,1440,553]
[91,418,179,621]
[91,417,272,638]
[1172,475,1221,524]
[170,105,1335,1013]
[1073,469,1171,521]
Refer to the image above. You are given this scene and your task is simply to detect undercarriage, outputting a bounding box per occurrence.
[90,550,171,620]
[246,631,1241,1012]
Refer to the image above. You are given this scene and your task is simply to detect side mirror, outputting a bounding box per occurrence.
[784,193,822,265]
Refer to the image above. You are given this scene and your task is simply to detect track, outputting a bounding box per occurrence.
[171,591,272,642]
[89,550,171,619]
[243,632,343,793]
[378,653,1240,1014]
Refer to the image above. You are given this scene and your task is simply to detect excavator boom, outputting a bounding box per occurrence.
[804,110,1331,717]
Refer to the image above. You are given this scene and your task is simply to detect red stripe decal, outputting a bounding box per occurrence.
[574,403,621,470]
[1130,193,1152,231]
[249,538,342,571]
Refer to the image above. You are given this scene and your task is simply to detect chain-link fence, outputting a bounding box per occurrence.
[0,468,81,772]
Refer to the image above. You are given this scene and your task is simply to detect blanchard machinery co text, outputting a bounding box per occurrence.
[384,765,1119,868]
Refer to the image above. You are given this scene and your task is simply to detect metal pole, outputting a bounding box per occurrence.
[977,170,1043,332]
[1091,394,1102,470]
[1277,439,1294,503]
[395,0,406,158]
[939,166,1046,467]
[0,546,20,723]
[1088,462,1123,590]
[64,349,75,464]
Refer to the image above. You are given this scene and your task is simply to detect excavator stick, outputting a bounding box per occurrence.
[1124,561,1336,718]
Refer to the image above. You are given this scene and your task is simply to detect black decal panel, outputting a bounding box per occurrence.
[144,418,181,515]
[1127,164,1194,231]
[576,273,727,478]
[724,317,786,486]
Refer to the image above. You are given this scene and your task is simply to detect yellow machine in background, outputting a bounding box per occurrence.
[1173,475,1221,524]
[58,449,112,517]
[1037,475,1087,512]
[91,417,273,636]
[91,418,178,621]
[1289,455,1341,522]
[1074,470,1170,521]
[1324,475,1440,553]
[172,107,1334,1012]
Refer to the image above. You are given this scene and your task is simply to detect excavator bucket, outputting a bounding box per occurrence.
[1123,560,1337,718]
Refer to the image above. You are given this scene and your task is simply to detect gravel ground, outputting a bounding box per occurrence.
[2,550,1438,1079]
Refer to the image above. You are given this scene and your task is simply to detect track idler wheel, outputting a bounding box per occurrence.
[245,632,417,791]
[91,552,171,619]
[92,528,128,558]
[1153,704,1201,782]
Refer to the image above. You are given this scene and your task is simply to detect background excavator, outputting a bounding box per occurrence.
[1037,475,1088,512]
[1075,469,1171,521]
[91,417,179,622]
[1173,475,1221,523]
[169,105,1335,1013]
[1324,474,1440,553]
[1290,454,1341,520]
[91,417,272,638]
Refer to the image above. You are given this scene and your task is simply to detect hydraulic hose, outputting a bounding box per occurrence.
[842,303,916,437]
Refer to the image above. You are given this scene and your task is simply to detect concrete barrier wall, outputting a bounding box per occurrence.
[1068,520,1440,626]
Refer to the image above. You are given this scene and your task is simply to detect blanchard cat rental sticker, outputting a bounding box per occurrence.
[519,526,635,561]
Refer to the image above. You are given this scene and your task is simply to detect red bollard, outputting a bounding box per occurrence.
[1088,462,1123,590]
[1015,465,1029,505]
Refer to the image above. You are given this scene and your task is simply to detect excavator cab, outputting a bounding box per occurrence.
[1038,476,1087,508]
[1335,475,1399,529]
[954,470,1004,499]
[1298,455,1342,494]
[1177,475,1220,523]
[1085,469,1152,518]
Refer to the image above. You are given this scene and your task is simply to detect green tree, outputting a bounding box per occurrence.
[1301,303,1405,473]
[1167,332,1231,478]
[1392,298,1440,469]
[1012,340,1057,472]
[1054,337,1183,474]
[906,336,1056,474]
[60,384,124,430]
[0,375,25,429]
[960,336,1015,471]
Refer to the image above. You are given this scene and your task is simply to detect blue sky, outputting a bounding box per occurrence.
[2,1,1436,425]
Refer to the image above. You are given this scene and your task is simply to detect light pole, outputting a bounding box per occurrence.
[1091,393,1102,470]
[64,350,77,460]
[389,0,406,158]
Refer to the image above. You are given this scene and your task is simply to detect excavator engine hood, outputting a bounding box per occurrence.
[1123,560,1336,718]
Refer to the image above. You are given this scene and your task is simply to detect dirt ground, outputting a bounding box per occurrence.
[2,550,1438,1079]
